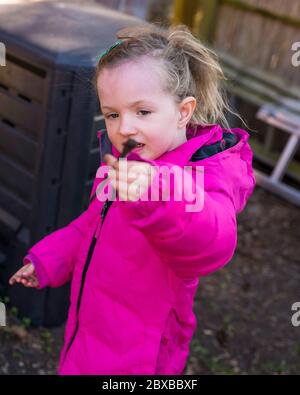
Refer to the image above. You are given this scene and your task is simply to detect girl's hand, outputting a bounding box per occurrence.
[104,154,157,202]
[9,263,39,288]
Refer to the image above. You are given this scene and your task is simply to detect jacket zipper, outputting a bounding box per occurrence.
[62,198,113,364]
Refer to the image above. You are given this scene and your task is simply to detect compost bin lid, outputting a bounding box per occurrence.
[0,1,143,68]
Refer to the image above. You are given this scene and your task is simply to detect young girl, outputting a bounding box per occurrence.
[9,24,255,375]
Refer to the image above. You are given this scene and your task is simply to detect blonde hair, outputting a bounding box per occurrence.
[94,23,240,132]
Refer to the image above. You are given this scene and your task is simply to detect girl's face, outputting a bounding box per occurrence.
[97,58,187,160]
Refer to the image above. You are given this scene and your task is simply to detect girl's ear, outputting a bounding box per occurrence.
[178,96,197,128]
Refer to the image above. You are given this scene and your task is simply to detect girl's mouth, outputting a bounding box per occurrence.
[133,143,145,152]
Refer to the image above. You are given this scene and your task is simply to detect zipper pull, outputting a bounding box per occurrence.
[96,199,109,239]
[101,199,109,219]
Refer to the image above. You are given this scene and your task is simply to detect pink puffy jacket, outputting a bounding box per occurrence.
[23,123,255,374]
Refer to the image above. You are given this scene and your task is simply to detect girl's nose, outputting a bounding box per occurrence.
[118,116,137,138]
[119,130,134,137]
[118,127,137,138]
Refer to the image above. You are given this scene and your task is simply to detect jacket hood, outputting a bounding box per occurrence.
[97,123,256,214]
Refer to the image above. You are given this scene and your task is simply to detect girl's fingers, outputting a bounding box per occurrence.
[107,161,155,201]
[9,275,24,285]
[9,264,37,287]
[111,179,133,201]
[110,179,126,194]
[16,276,38,288]
[21,278,32,287]
[111,179,147,201]
[27,276,35,281]
[24,279,38,288]
[27,275,38,285]
[22,264,34,275]
[22,268,34,277]
[14,275,22,283]
[9,276,16,285]
[15,271,31,280]
[109,169,138,183]
[104,154,118,169]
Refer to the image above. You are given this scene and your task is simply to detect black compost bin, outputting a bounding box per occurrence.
[0,1,143,326]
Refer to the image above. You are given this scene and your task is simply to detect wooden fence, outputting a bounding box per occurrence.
[172,0,300,201]
[172,0,300,86]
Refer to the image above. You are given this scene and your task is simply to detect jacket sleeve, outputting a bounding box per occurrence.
[119,163,238,280]
[22,175,104,288]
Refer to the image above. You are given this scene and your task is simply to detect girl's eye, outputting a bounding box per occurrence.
[138,110,151,116]
[106,113,118,119]
[105,110,151,119]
